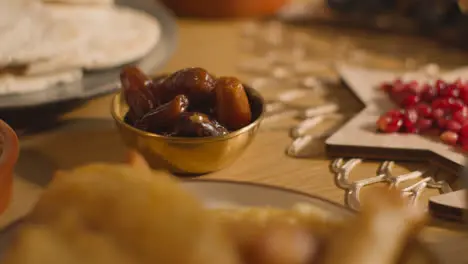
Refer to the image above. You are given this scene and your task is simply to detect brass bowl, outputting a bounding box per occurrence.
[111,87,265,175]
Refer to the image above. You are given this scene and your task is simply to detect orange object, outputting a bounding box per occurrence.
[215,77,252,130]
[459,0,468,13]
[161,0,290,18]
[0,120,19,215]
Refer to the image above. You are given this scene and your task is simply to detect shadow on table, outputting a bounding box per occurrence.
[0,219,24,258]
[15,118,166,188]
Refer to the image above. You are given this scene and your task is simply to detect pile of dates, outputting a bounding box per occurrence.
[377,78,468,151]
[121,66,252,137]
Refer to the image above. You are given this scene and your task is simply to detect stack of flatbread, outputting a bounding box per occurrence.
[0,0,161,95]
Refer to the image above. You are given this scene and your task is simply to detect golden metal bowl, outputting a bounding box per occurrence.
[111,86,265,175]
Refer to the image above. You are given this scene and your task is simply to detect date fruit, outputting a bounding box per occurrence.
[174,112,228,137]
[162,67,216,106]
[148,74,169,105]
[121,67,255,138]
[215,77,252,130]
[121,66,157,119]
[124,109,139,126]
[134,95,189,133]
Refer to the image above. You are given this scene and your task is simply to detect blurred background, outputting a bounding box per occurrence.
[161,0,468,48]
[5,0,468,133]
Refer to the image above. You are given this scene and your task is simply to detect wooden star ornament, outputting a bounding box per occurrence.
[326,63,468,173]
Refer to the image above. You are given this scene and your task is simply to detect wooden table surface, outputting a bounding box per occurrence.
[3,18,468,263]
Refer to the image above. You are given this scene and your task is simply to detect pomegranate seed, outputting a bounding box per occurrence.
[446,120,462,132]
[391,83,405,94]
[435,79,447,94]
[449,99,465,111]
[432,108,445,119]
[460,124,468,138]
[421,84,437,102]
[389,117,403,132]
[460,89,468,104]
[391,91,411,106]
[393,78,403,85]
[462,144,468,152]
[413,103,432,117]
[403,108,418,127]
[460,137,468,151]
[416,118,433,131]
[437,117,449,129]
[432,98,450,110]
[440,131,459,145]
[380,82,393,91]
[458,81,468,91]
[385,109,404,118]
[450,85,461,98]
[453,108,468,124]
[459,136,468,145]
[461,97,468,107]
[377,115,402,133]
[440,84,460,98]
[405,81,420,94]
[401,95,420,107]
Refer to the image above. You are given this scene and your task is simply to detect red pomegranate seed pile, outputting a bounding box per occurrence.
[377,78,468,151]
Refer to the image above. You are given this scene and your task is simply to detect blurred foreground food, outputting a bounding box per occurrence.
[1,152,427,264]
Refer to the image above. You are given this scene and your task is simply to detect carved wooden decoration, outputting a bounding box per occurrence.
[326,63,468,173]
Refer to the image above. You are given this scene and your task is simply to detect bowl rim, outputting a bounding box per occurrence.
[110,86,266,143]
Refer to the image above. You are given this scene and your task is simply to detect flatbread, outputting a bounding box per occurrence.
[41,0,114,5]
[0,0,29,30]
[0,69,83,95]
[23,5,161,73]
[0,2,159,95]
[0,1,81,67]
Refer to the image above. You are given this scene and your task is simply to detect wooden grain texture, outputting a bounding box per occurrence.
[326,64,468,173]
[0,19,468,263]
